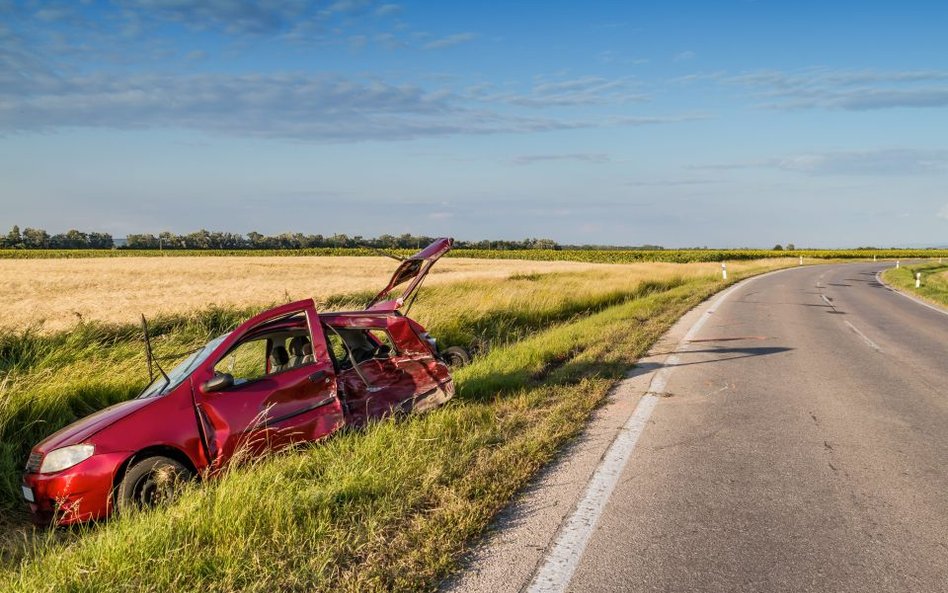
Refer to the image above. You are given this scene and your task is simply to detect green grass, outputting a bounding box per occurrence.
[881,261,948,308]
[0,270,695,516]
[0,262,789,592]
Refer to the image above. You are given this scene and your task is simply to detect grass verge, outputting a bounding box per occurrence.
[0,262,789,592]
[881,261,948,308]
[0,266,756,514]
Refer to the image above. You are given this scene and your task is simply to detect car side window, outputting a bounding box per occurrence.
[214,338,268,385]
[326,331,349,366]
[324,326,398,369]
[366,329,397,356]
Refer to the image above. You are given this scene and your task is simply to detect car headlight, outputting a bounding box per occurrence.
[419,331,438,353]
[40,444,95,474]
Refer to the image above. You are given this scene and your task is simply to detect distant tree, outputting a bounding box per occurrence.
[4,225,22,248]
[88,232,113,249]
[158,231,178,249]
[786,243,795,250]
[127,233,159,249]
[532,238,558,250]
[773,244,784,251]
[22,227,50,248]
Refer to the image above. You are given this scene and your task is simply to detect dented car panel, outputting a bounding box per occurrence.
[22,238,456,525]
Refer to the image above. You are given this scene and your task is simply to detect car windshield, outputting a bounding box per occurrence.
[138,333,230,398]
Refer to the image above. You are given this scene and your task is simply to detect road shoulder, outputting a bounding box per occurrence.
[441,284,734,593]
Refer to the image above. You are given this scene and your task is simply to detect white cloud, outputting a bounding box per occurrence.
[709,67,948,111]
[511,153,611,166]
[422,32,477,50]
[674,50,696,62]
[471,75,649,108]
[696,149,948,176]
[0,72,700,141]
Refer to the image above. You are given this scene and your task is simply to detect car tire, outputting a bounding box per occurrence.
[116,455,191,513]
[442,346,471,367]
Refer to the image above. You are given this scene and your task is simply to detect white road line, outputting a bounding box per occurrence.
[525,278,752,593]
[875,271,948,318]
[821,294,834,308]
[844,320,883,352]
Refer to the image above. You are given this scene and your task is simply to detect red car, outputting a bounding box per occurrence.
[22,238,456,525]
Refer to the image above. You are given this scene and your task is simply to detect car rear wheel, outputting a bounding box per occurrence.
[442,346,471,367]
[117,456,191,513]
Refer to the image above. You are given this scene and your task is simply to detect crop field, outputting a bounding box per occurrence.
[0,256,645,332]
[1,256,796,591]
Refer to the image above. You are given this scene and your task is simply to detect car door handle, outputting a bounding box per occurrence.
[308,370,329,383]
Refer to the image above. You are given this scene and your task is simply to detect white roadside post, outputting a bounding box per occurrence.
[722,262,728,280]
[896,260,900,269]
[916,272,922,288]
[873,255,877,262]
[799,255,803,266]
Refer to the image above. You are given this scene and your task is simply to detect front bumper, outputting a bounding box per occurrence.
[22,451,128,525]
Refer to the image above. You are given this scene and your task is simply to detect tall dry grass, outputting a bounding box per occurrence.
[3,256,649,332]
[1,256,779,332]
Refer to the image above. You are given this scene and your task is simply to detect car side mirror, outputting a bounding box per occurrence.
[201,373,234,393]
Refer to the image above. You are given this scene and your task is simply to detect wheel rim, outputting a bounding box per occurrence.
[132,468,177,508]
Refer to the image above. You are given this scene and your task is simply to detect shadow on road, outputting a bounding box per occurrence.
[626,346,793,378]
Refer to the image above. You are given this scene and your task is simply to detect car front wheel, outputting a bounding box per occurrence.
[116,456,191,513]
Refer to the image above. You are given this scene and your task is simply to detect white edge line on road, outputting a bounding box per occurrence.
[843,320,882,352]
[524,277,756,593]
[821,294,834,308]
[875,271,948,318]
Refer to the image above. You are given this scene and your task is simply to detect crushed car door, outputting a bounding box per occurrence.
[366,237,453,311]
[191,302,344,468]
[328,324,421,425]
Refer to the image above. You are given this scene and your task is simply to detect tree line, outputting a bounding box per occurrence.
[1,226,114,249]
[1,226,564,251]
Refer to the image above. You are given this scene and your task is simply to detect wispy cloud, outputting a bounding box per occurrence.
[471,75,649,108]
[0,71,701,141]
[374,4,402,17]
[3,0,409,62]
[696,149,948,176]
[422,32,477,50]
[703,67,948,111]
[625,178,722,187]
[674,50,696,62]
[511,153,611,166]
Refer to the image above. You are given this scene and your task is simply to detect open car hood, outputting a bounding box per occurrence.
[367,237,453,311]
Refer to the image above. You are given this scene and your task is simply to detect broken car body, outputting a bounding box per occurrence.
[22,238,456,524]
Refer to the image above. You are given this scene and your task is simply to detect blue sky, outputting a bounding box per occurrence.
[1,0,947,247]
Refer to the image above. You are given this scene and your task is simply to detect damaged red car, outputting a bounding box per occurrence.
[22,238,456,525]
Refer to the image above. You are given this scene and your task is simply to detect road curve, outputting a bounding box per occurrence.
[566,262,948,592]
[448,263,948,593]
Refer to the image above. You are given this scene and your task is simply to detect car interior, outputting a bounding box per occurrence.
[324,326,396,370]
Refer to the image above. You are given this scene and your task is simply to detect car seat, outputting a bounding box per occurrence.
[288,336,310,367]
[269,345,289,373]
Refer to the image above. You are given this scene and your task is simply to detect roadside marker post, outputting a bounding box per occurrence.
[722,262,727,280]
[896,260,900,269]
[799,255,803,266]
[873,255,877,261]
[916,273,922,288]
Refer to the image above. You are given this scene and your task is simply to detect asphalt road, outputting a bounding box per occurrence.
[449,263,948,593]
[568,265,948,592]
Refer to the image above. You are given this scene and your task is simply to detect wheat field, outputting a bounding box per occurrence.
[1,256,776,332]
